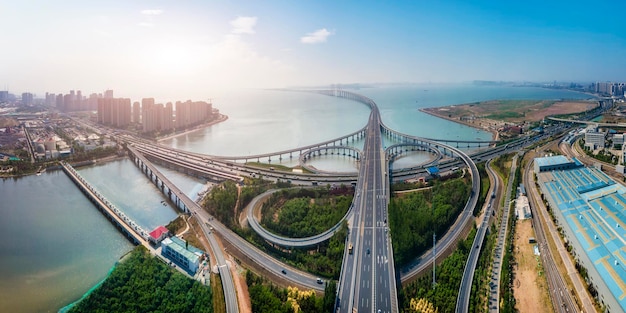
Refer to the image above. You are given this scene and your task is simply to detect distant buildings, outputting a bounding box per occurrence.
[21,92,33,106]
[594,82,626,97]
[0,91,8,103]
[97,97,131,127]
[140,98,213,134]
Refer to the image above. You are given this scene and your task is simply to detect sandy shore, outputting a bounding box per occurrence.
[156,114,229,142]
[419,108,499,141]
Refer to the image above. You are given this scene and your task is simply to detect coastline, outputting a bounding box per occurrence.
[419,108,499,141]
[156,114,229,143]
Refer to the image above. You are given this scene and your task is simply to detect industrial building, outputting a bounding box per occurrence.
[533,155,582,173]
[535,155,626,312]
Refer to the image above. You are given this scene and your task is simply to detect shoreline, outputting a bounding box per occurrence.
[156,114,229,142]
[419,108,499,141]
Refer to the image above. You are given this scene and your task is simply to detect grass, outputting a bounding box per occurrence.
[212,273,227,313]
[245,161,314,174]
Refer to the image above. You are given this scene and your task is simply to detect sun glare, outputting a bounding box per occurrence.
[151,46,192,75]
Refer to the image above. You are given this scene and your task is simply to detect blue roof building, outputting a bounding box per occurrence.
[161,236,204,274]
[534,155,582,173]
[536,162,626,312]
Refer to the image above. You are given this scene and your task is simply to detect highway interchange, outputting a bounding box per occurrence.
[77,89,594,313]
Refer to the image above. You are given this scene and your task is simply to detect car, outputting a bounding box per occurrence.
[281,269,287,274]
[367,248,370,255]
[316,278,323,284]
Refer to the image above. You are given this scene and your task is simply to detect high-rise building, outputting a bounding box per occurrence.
[104,90,114,99]
[142,104,159,132]
[56,94,64,110]
[174,100,212,129]
[132,101,140,123]
[88,93,99,111]
[21,93,34,106]
[162,102,174,131]
[97,98,131,128]
[0,91,8,103]
[45,93,56,107]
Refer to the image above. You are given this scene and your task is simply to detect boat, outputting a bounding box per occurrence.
[36,167,46,176]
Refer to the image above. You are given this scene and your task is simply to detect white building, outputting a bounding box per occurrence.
[585,125,605,150]
[613,133,624,148]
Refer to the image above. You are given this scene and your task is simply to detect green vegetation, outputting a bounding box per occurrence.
[469,222,497,312]
[500,203,518,312]
[261,186,353,238]
[247,221,348,278]
[399,228,476,313]
[67,246,212,313]
[246,161,314,174]
[211,273,226,313]
[475,162,491,216]
[202,178,349,278]
[486,111,525,120]
[490,153,520,312]
[579,138,618,165]
[389,176,471,266]
[203,180,239,228]
[245,270,336,313]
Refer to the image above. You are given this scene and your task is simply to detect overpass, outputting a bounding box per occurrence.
[548,116,626,128]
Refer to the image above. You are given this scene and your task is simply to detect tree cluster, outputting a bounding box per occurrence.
[399,229,476,313]
[68,247,212,313]
[245,270,336,313]
[261,188,352,238]
[389,177,471,266]
[203,181,239,227]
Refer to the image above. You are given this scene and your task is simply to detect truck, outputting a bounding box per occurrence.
[348,243,353,254]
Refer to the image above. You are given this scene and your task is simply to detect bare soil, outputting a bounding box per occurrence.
[513,219,553,313]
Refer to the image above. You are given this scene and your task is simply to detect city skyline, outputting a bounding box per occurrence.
[2,0,625,100]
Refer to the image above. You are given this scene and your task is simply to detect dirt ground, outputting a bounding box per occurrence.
[513,219,553,313]
[423,100,595,124]
[229,257,252,313]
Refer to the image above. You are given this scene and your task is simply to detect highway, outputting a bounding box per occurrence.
[337,98,398,313]
[487,155,516,313]
[456,159,501,313]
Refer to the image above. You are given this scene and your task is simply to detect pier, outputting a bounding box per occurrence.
[61,161,150,247]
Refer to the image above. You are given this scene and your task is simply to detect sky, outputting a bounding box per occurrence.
[1,0,625,101]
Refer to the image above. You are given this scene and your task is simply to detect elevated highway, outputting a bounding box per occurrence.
[126,146,240,313]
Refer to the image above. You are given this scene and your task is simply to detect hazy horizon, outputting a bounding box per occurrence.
[2,0,625,100]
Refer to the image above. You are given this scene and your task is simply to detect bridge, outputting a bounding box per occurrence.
[60,161,149,246]
[548,116,626,128]
[104,88,537,312]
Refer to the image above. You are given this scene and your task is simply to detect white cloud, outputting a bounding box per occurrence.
[230,16,257,34]
[141,9,163,15]
[300,28,332,44]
